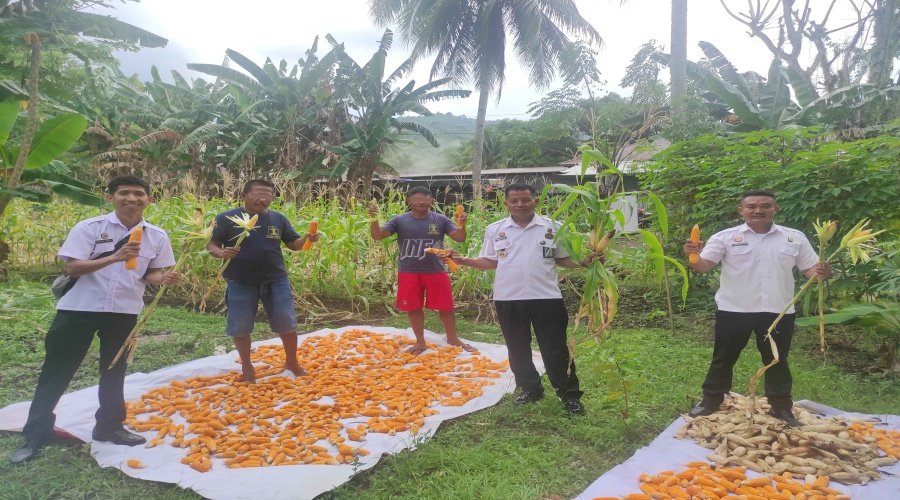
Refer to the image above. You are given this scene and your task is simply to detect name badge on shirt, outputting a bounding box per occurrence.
[493,238,511,250]
[731,242,749,247]
[95,238,113,244]
[540,240,556,258]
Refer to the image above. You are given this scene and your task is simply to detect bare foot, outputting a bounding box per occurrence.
[447,339,478,353]
[407,343,427,355]
[284,363,308,376]
[240,365,256,383]
[447,337,478,352]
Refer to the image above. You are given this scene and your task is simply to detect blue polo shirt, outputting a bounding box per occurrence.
[212,208,301,284]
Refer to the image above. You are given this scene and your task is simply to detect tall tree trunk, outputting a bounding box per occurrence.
[867,0,898,88]
[471,85,490,200]
[0,33,41,219]
[670,0,688,119]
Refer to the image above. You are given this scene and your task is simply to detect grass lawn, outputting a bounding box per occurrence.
[1,279,897,499]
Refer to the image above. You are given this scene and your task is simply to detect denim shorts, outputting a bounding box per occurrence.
[225,278,297,337]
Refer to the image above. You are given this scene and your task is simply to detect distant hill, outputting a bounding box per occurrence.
[384,112,479,174]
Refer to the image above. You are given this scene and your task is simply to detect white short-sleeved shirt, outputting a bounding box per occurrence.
[478,215,569,301]
[56,212,176,314]
[700,223,818,314]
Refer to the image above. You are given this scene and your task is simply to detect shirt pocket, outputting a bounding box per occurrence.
[90,242,117,259]
[725,244,753,270]
[539,240,557,259]
[777,243,800,266]
[136,245,156,268]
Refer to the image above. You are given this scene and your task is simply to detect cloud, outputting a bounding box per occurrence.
[98,0,861,117]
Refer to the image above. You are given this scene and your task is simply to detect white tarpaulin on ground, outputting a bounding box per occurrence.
[575,401,900,499]
[0,326,541,500]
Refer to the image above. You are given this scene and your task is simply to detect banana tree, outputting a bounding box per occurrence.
[659,41,900,131]
[0,98,98,203]
[0,97,101,269]
[327,29,471,196]
[0,0,167,218]
[91,67,233,185]
[188,39,346,178]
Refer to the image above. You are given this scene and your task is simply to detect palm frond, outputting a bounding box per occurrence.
[176,123,228,153]
[129,130,183,149]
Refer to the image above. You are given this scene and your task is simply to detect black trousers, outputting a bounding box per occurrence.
[495,299,583,401]
[22,310,137,444]
[700,310,795,410]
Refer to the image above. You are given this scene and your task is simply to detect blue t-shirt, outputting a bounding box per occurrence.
[212,208,301,284]
[384,212,457,274]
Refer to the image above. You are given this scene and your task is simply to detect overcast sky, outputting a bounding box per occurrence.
[104,0,862,119]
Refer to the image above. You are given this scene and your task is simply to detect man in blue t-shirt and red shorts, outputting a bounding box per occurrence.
[369,186,475,354]
[207,179,318,382]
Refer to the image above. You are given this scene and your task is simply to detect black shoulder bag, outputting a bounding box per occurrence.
[51,233,132,299]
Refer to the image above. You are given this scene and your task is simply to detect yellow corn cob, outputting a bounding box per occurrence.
[424,247,459,272]
[302,221,318,251]
[689,224,701,264]
[125,227,143,270]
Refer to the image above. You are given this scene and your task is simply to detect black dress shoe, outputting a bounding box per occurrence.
[563,399,586,416]
[92,428,146,446]
[10,440,44,464]
[514,391,544,405]
[768,408,802,427]
[688,399,722,417]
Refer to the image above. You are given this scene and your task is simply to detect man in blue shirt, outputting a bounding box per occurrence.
[207,179,318,383]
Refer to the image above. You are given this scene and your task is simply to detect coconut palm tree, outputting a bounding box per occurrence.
[370,0,601,198]
[670,0,688,119]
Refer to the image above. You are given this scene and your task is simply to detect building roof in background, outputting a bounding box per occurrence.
[381,137,670,180]
[561,137,671,176]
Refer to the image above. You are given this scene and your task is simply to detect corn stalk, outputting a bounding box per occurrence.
[813,219,838,355]
[552,148,686,348]
[198,212,258,311]
[551,147,687,419]
[747,219,885,410]
[108,217,215,368]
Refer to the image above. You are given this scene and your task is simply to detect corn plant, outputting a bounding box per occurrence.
[549,147,688,419]
[551,147,688,346]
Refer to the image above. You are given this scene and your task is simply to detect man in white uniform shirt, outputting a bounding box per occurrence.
[10,176,180,464]
[683,190,832,426]
[454,184,588,415]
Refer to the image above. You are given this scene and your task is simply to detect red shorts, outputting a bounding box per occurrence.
[396,272,454,311]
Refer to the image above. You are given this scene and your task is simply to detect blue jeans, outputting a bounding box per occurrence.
[225,278,297,337]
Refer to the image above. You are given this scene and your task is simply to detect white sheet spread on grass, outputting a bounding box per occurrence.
[0,326,544,500]
[575,400,900,499]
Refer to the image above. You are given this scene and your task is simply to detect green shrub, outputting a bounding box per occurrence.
[641,127,899,301]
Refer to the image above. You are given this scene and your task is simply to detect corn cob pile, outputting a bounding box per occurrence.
[124,329,507,472]
[595,463,851,500]
[676,396,898,485]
